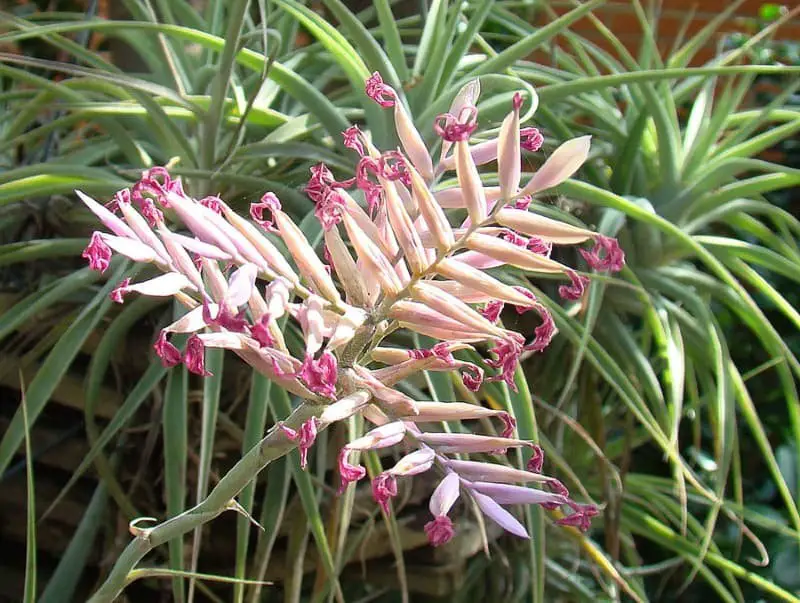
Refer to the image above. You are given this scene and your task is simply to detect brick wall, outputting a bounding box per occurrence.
[542,0,800,65]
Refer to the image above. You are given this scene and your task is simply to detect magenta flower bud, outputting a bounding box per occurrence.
[280,418,318,470]
[365,71,396,108]
[198,195,223,214]
[251,314,274,347]
[514,195,532,210]
[433,106,478,142]
[342,125,366,156]
[379,150,411,186]
[424,515,455,547]
[337,448,367,493]
[540,479,570,510]
[559,270,590,301]
[154,331,182,367]
[556,502,599,532]
[371,472,398,513]
[527,445,544,473]
[520,127,544,152]
[299,352,338,399]
[408,342,455,366]
[486,336,524,390]
[579,235,626,273]
[499,413,516,439]
[314,189,346,231]
[305,163,335,203]
[355,157,383,215]
[184,334,212,376]
[512,286,537,315]
[250,192,281,231]
[527,237,552,257]
[480,300,504,323]
[461,364,484,392]
[110,278,131,303]
[135,198,163,227]
[82,231,112,272]
[502,229,529,248]
[202,302,249,333]
[526,305,557,353]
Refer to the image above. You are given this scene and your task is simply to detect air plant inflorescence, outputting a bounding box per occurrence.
[80,73,623,548]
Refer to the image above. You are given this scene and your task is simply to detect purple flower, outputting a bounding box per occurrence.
[425,473,460,546]
[408,342,456,366]
[514,195,532,210]
[139,198,164,226]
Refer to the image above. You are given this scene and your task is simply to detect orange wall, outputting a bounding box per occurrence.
[542,1,800,65]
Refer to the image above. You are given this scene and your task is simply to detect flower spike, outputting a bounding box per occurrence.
[78,80,613,549]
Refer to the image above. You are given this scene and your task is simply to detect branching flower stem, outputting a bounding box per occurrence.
[88,404,321,603]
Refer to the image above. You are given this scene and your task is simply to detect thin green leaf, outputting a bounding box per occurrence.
[21,382,36,603]
[163,360,189,603]
[0,260,130,477]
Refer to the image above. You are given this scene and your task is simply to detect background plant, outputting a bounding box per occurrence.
[1,0,799,601]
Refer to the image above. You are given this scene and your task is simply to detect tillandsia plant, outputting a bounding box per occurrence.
[80,74,623,600]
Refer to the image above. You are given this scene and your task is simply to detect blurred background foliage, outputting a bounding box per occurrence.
[1,0,799,601]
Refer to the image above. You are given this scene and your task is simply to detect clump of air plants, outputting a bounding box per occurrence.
[79,73,623,548]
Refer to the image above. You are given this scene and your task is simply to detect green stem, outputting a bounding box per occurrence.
[88,403,321,602]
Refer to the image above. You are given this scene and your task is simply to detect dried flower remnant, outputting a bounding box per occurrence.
[78,73,621,550]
